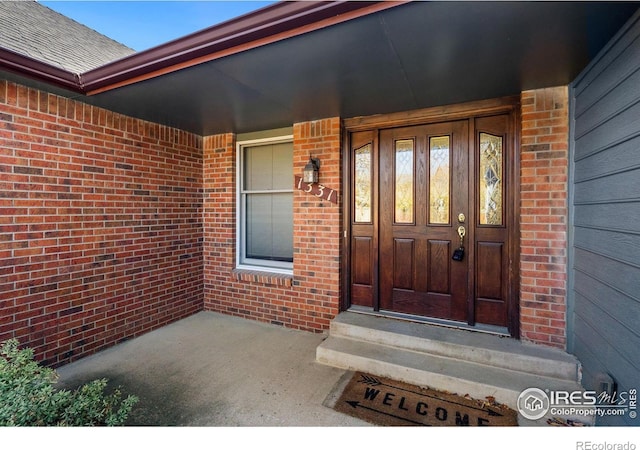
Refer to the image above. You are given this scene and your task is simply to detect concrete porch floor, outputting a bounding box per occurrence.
[18,310,637,450]
[56,311,369,426]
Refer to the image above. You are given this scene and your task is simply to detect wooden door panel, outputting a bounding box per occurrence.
[393,238,415,290]
[379,121,468,320]
[475,298,508,327]
[352,237,373,285]
[476,242,503,299]
[390,291,452,318]
[427,240,451,294]
[475,234,508,326]
[473,114,511,327]
[349,130,377,308]
[351,231,374,306]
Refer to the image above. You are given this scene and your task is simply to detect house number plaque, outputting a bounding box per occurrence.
[295,176,338,204]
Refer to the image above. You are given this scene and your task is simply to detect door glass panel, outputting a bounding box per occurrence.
[429,136,450,224]
[354,144,372,223]
[394,139,414,223]
[479,133,503,225]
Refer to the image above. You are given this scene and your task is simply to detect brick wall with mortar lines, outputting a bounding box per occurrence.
[203,118,342,331]
[519,86,569,349]
[0,76,570,367]
[0,80,204,367]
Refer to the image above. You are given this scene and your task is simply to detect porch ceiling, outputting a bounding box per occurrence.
[46,2,640,135]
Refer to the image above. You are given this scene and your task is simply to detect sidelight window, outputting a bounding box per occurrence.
[479,133,503,225]
[354,143,372,223]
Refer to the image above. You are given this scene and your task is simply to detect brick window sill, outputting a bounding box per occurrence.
[231,269,293,287]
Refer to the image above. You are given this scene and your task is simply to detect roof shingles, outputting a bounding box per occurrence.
[0,0,135,73]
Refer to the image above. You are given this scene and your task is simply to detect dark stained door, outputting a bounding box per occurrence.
[379,121,469,321]
[348,113,513,329]
[472,114,512,328]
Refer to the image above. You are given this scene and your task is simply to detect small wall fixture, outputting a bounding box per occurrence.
[303,155,320,183]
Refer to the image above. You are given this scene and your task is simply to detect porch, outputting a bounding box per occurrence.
[56,310,367,426]
[55,309,584,427]
[2,1,639,428]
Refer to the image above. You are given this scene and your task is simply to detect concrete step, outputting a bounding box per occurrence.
[325,311,580,381]
[316,312,593,425]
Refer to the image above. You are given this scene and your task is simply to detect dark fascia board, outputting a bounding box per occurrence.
[0,1,403,96]
[79,1,405,94]
[0,47,80,92]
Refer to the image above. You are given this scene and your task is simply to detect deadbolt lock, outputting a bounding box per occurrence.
[458,213,466,223]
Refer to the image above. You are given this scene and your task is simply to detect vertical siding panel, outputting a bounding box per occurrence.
[570,11,640,426]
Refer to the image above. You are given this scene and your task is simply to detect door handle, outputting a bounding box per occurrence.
[457,225,466,246]
[452,226,466,261]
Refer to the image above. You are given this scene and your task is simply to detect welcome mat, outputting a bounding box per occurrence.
[328,372,518,426]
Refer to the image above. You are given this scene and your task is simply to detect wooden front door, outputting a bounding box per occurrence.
[347,110,515,332]
[379,120,469,321]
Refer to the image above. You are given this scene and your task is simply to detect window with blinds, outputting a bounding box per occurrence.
[237,137,294,272]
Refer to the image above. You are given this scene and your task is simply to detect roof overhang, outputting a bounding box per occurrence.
[0,47,79,91]
[1,1,639,135]
[80,1,403,94]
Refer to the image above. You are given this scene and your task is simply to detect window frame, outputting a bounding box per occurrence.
[236,134,294,274]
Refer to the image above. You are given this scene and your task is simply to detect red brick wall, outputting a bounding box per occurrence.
[202,106,572,349]
[0,81,203,366]
[0,77,569,366]
[519,87,569,348]
[203,118,342,331]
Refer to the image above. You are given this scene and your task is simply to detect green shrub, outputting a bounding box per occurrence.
[0,339,138,426]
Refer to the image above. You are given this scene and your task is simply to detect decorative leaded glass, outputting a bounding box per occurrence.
[479,133,503,225]
[395,139,414,223]
[429,136,450,224]
[354,144,372,223]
